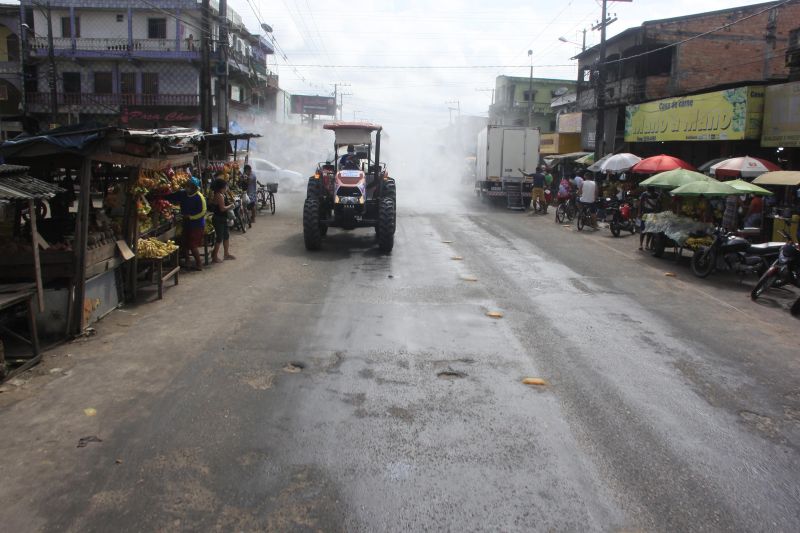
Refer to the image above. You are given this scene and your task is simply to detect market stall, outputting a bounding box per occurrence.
[0,126,202,336]
[753,171,800,241]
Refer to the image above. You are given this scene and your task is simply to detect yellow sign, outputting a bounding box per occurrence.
[624,86,764,142]
[761,81,800,147]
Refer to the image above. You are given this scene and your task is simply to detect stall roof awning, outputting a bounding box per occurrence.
[202,132,262,141]
[544,151,592,163]
[0,125,205,159]
[0,166,65,200]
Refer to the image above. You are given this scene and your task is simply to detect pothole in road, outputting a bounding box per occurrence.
[283,362,306,373]
[437,367,467,380]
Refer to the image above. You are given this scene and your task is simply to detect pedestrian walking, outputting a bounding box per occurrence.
[210,175,236,263]
[527,166,548,215]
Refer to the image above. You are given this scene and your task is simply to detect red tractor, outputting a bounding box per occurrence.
[303,122,396,252]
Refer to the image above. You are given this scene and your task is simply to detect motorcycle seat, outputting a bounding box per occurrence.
[748,242,784,255]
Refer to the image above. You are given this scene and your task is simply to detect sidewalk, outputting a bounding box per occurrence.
[0,199,309,532]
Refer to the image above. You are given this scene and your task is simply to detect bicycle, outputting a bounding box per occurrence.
[256,181,277,215]
[555,193,577,224]
[575,202,597,231]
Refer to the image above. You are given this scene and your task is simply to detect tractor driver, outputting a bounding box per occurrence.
[339,145,360,170]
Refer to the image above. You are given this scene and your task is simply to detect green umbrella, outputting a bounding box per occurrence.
[724,179,773,196]
[639,168,713,189]
[574,153,594,165]
[669,180,740,197]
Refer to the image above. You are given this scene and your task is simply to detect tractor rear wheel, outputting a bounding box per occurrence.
[303,197,322,250]
[377,197,395,253]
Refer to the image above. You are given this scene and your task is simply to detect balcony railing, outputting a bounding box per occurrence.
[26,92,199,109]
[29,37,199,57]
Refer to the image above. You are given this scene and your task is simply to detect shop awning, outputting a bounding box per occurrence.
[0,165,64,200]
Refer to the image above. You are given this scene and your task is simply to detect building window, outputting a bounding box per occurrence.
[94,72,112,94]
[148,18,167,39]
[61,17,80,38]
[142,73,158,94]
[62,72,81,104]
[120,72,136,104]
[523,90,536,102]
[116,14,124,22]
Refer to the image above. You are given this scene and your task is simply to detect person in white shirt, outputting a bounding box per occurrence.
[579,172,598,227]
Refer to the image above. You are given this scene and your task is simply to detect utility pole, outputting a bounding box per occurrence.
[46,2,57,126]
[592,0,617,160]
[333,83,351,120]
[582,28,587,52]
[200,0,212,132]
[527,49,533,127]
[446,100,460,125]
[216,0,229,133]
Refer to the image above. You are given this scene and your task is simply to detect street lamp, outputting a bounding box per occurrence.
[558,31,587,52]
[260,23,273,34]
[527,49,533,128]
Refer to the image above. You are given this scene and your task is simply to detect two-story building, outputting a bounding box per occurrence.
[575,0,800,164]
[19,0,274,130]
[489,75,577,133]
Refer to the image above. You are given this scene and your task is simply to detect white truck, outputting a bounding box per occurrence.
[474,126,540,210]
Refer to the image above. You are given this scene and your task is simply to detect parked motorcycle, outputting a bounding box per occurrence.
[608,199,636,237]
[690,227,782,278]
[750,231,800,300]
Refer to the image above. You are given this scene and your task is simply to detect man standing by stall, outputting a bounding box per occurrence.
[165,177,206,271]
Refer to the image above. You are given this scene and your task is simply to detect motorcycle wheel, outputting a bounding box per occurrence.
[791,297,800,317]
[610,220,621,237]
[751,269,778,300]
[576,212,585,231]
[691,247,715,278]
[629,221,636,234]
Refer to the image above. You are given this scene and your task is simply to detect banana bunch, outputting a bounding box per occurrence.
[137,238,179,259]
[684,236,713,250]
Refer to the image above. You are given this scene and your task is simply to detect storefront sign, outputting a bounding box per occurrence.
[290,94,336,116]
[557,112,582,133]
[761,81,800,147]
[120,106,201,128]
[539,133,582,155]
[624,86,764,142]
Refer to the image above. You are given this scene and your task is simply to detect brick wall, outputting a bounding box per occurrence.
[645,2,800,94]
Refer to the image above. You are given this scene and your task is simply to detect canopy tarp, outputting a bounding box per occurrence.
[752,171,800,186]
[670,180,739,197]
[725,179,773,196]
[639,168,712,189]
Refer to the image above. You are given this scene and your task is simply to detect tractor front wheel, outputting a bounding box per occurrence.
[303,197,322,250]
[377,197,396,253]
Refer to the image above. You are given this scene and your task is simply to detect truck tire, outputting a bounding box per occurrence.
[303,197,322,250]
[377,197,395,253]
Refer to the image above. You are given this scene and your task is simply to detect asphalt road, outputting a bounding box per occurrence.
[1,185,799,532]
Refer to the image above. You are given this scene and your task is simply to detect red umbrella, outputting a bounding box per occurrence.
[710,156,781,179]
[631,154,696,174]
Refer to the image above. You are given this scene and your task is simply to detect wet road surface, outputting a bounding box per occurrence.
[1,189,799,532]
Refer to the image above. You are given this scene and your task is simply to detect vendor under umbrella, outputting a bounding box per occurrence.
[164,176,206,271]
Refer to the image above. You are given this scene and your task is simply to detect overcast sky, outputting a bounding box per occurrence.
[230,0,772,131]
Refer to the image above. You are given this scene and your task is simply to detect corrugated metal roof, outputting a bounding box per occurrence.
[0,173,65,200]
[0,164,31,176]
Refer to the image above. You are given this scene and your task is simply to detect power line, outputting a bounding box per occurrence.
[288,64,577,69]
